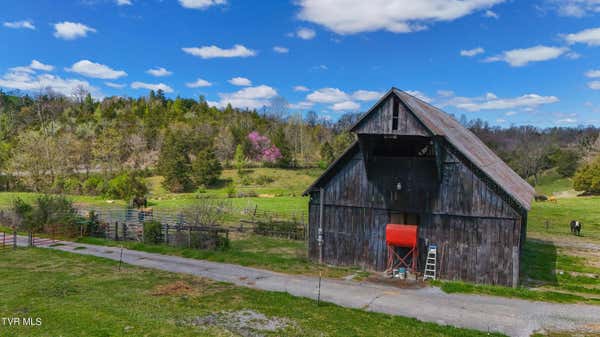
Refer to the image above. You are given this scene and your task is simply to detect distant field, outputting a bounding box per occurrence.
[0,248,501,337]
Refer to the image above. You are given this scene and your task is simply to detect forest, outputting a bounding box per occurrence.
[0,88,599,198]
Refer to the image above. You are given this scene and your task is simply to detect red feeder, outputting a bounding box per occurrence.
[385,224,418,274]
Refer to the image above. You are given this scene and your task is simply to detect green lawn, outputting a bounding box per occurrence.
[529,196,600,240]
[0,248,502,337]
[76,233,358,279]
[532,169,573,196]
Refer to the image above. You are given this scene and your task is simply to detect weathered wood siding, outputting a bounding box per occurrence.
[353,96,430,136]
[308,142,523,286]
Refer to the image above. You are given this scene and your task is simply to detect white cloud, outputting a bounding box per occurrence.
[586,69,600,78]
[146,67,172,77]
[12,60,54,73]
[182,44,256,59]
[105,82,125,88]
[179,0,226,9]
[405,90,433,102]
[228,77,252,86]
[273,46,289,53]
[53,21,96,40]
[186,78,212,88]
[549,0,600,17]
[66,60,127,79]
[332,101,360,111]
[485,45,568,67]
[307,88,349,103]
[131,81,173,93]
[564,27,600,46]
[460,47,484,57]
[557,118,577,124]
[442,92,559,111]
[289,101,314,109]
[484,10,499,18]
[3,20,35,30]
[297,0,503,34]
[116,0,132,5]
[588,81,600,90]
[293,85,309,92]
[296,27,316,40]
[352,90,382,101]
[496,118,506,123]
[437,90,454,97]
[0,67,101,97]
[216,85,278,109]
[505,110,517,116]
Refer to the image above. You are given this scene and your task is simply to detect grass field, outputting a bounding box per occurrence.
[0,248,502,337]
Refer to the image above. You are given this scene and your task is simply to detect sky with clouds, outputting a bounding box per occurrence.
[1,0,600,126]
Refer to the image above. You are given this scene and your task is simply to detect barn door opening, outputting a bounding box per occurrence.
[390,212,419,225]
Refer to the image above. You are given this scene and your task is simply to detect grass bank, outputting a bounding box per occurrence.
[0,248,502,337]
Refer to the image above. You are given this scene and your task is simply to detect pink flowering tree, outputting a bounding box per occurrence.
[247,131,282,163]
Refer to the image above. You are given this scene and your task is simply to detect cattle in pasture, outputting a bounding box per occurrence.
[534,195,548,202]
[570,220,582,236]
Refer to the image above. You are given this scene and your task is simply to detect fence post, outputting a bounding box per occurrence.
[115,221,119,241]
[28,231,33,247]
[123,223,128,241]
[188,227,191,248]
[13,231,17,249]
[165,224,169,244]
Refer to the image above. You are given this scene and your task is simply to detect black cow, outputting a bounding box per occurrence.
[131,196,147,209]
[570,220,582,236]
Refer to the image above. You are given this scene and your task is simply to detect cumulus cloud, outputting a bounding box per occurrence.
[66,60,127,79]
[297,0,503,34]
[131,81,173,93]
[332,101,360,111]
[182,44,256,59]
[307,88,349,103]
[564,27,600,46]
[0,67,101,97]
[440,92,559,111]
[216,85,278,109]
[146,67,172,77]
[484,10,499,18]
[586,69,600,78]
[405,90,433,102]
[228,77,252,86]
[105,82,125,88]
[588,81,600,90]
[53,21,96,40]
[485,45,568,67]
[179,0,226,9]
[293,85,309,92]
[460,47,484,57]
[186,78,212,88]
[116,0,132,5]
[296,27,316,40]
[10,60,54,73]
[273,46,289,53]
[352,90,382,101]
[3,20,35,30]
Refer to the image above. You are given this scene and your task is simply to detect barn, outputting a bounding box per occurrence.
[304,88,535,287]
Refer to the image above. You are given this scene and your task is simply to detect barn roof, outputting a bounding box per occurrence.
[304,88,535,210]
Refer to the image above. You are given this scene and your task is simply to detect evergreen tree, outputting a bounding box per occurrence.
[234,144,246,175]
[158,129,193,192]
[320,141,335,166]
[192,147,222,187]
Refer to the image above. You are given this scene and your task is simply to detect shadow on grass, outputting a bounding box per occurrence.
[521,240,558,286]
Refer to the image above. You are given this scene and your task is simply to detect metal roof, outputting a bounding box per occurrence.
[305,88,535,210]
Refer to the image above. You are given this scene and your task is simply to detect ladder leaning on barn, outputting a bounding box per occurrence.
[423,244,437,281]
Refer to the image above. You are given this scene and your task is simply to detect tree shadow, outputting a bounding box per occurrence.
[521,239,558,286]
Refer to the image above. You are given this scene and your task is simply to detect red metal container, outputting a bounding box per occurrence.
[385,224,418,247]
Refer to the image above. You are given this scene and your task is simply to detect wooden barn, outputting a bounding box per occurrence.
[304,88,535,287]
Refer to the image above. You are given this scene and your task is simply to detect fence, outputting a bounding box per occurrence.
[0,231,16,250]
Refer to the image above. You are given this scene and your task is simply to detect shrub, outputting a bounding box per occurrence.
[83,175,106,195]
[106,172,148,201]
[255,175,274,185]
[573,156,600,194]
[143,220,163,244]
[13,195,80,234]
[63,177,82,194]
[225,183,236,198]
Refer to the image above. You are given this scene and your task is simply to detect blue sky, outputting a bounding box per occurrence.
[1,0,600,127]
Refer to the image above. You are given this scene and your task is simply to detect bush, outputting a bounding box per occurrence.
[63,177,82,194]
[573,156,600,194]
[13,195,80,234]
[106,172,148,201]
[83,176,106,195]
[143,220,163,244]
[225,182,236,198]
[255,175,274,185]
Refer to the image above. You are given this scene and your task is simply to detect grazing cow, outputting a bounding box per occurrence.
[132,196,147,209]
[534,195,548,202]
[570,220,582,236]
[548,196,558,203]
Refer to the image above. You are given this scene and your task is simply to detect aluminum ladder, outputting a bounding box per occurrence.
[423,244,437,281]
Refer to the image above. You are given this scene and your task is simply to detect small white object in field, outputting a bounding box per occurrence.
[107,200,114,204]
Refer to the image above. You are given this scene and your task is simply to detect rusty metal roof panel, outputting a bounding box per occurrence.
[394,89,534,210]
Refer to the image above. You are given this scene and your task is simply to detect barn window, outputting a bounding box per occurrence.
[392,98,399,130]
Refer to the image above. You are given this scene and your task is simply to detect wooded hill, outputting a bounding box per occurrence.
[0,89,598,195]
